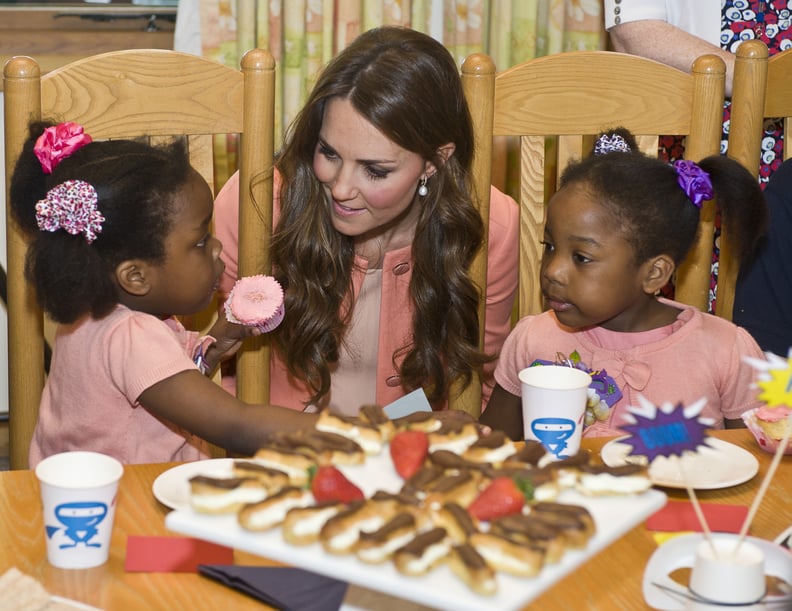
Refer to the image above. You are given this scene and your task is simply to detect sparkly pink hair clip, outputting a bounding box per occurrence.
[35,180,105,244]
[33,122,93,174]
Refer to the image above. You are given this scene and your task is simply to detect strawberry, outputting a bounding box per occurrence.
[389,429,429,479]
[310,465,364,503]
[467,476,533,521]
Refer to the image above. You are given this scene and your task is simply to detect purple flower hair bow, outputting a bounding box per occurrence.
[673,160,713,208]
[33,122,93,174]
[35,180,105,244]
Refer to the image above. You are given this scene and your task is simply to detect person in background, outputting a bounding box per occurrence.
[215,26,519,415]
[480,128,767,440]
[10,121,316,467]
[733,156,792,356]
[604,1,792,350]
[605,0,791,182]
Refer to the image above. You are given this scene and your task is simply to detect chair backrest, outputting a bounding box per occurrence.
[461,50,726,340]
[730,40,792,172]
[3,48,276,469]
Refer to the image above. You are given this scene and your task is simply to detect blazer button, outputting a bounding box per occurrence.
[393,262,410,275]
[386,375,401,387]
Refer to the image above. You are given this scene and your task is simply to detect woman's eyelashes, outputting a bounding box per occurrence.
[317,142,389,181]
[317,142,337,160]
[364,165,389,180]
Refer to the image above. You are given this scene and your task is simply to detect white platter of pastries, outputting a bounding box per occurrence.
[165,407,666,611]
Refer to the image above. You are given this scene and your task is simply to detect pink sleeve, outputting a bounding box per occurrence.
[214,171,241,299]
[214,170,284,299]
[718,327,765,420]
[482,186,519,403]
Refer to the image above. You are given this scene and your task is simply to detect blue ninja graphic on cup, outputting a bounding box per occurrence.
[46,501,108,549]
[531,417,577,459]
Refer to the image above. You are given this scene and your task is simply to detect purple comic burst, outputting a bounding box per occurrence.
[619,401,710,462]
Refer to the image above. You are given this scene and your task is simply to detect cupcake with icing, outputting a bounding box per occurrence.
[742,351,792,455]
[753,405,792,440]
[225,275,285,333]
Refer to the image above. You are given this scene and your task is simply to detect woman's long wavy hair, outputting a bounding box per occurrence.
[271,26,487,407]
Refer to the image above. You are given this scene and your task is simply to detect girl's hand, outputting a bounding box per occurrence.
[202,314,261,373]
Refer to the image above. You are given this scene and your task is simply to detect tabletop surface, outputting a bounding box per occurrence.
[0,428,789,611]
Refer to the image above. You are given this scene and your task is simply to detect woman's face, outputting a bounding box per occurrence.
[313,97,434,243]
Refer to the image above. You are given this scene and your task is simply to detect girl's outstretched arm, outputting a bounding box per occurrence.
[139,370,316,456]
[479,384,523,441]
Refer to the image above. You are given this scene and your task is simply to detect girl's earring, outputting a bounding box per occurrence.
[417,177,429,197]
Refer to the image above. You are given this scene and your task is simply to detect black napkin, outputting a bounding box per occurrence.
[198,565,348,611]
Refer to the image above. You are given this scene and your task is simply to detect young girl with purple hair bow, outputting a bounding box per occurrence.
[481,127,769,439]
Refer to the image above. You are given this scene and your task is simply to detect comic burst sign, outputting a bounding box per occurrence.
[618,396,711,462]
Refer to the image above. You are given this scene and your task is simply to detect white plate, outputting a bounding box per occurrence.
[152,458,236,511]
[165,451,666,611]
[601,436,759,490]
[49,596,103,611]
[642,532,792,610]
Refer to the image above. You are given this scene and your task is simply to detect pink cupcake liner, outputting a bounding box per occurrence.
[225,274,285,333]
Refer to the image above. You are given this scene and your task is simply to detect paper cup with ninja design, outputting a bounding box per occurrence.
[35,451,123,569]
[519,365,591,460]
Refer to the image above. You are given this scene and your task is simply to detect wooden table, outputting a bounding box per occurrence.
[0,429,789,610]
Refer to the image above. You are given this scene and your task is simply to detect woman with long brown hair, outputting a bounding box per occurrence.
[216,26,518,414]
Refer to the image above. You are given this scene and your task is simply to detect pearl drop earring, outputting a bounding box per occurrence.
[418,177,428,197]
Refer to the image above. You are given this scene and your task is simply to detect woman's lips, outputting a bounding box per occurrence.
[333,200,364,217]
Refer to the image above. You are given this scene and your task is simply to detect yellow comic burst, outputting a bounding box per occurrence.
[757,354,792,407]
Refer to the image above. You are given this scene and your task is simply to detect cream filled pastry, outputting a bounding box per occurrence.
[237,486,313,531]
[356,513,420,564]
[448,543,497,596]
[188,475,269,514]
[393,527,451,576]
[315,410,384,455]
[469,532,544,577]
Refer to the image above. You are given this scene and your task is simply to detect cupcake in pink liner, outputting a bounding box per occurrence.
[742,406,792,456]
[225,275,285,333]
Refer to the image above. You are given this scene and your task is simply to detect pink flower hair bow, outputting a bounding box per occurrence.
[33,122,93,174]
[35,180,105,244]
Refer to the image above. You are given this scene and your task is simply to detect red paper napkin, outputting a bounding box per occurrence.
[646,500,749,534]
[125,536,233,572]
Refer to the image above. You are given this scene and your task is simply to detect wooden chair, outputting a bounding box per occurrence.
[722,40,792,323]
[3,48,276,469]
[461,50,726,335]
[730,39,792,171]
